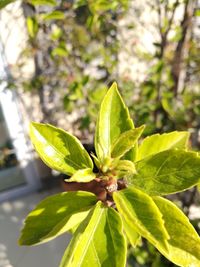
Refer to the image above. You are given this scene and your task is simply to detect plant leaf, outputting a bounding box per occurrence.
[195,9,200,16]
[28,0,57,6]
[29,122,93,175]
[60,202,127,267]
[42,11,65,20]
[0,0,15,9]
[111,125,145,159]
[113,187,169,252]
[26,17,38,39]
[90,152,101,169]
[116,160,136,173]
[153,196,200,267]
[19,191,97,246]
[122,218,141,248]
[112,159,136,179]
[137,131,190,161]
[65,168,96,183]
[129,149,200,195]
[95,82,136,163]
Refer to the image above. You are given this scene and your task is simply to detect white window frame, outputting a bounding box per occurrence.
[0,86,41,202]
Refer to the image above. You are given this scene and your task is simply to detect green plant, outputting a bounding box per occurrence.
[0,0,15,9]
[19,82,200,267]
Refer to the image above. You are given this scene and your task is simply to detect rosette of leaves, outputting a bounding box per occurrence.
[19,83,200,267]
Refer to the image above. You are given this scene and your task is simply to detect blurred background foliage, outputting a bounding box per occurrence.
[1,0,200,148]
[2,0,200,146]
[1,0,200,266]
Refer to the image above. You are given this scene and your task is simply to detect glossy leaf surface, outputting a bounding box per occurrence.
[111,126,144,159]
[113,187,169,252]
[30,122,93,175]
[19,192,97,245]
[60,202,126,267]
[137,131,189,161]
[153,196,200,267]
[95,82,135,162]
[65,168,95,183]
[130,149,200,195]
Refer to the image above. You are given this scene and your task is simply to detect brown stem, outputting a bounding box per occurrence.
[62,177,127,206]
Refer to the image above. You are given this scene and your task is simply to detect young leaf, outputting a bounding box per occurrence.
[19,191,97,246]
[111,125,145,159]
[129,149,200,195]
[30,122,93,176]
[60,202,127,267]
[137,131,190,161]
[65,168,96,183]
[90,152,101,169]
[153,196,200,267]
[95,82,135,163]
[115,160,136,174]
[113,187,169,253]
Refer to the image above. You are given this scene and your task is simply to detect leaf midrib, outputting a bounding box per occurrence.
[106,210,117,266]
[77,207,104,267]
[41,205,93,242]
[101,93,113,156]
[138,132,189,160]
[136,169,196,181]
[36,128,84,171]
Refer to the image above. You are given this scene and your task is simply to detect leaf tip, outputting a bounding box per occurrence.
[18,233,27,246]
[108,81,119,95]
[111,81,118,88]
[18,237,22,246]
[29,121,41,139]
[139,124,146,132]
[29,121,40,132]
